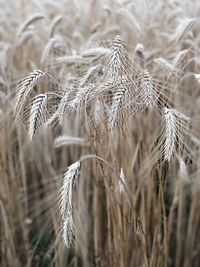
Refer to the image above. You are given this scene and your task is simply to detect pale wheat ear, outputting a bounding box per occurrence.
[194,74,200,84]
[54,136,86,148]
[117,8,143,38]
[16,31,34,47]
[138,69,156,108]
[81,47,111,58]
[28,93,48,140]
[0,90,9,104]
[172,50,190,70]
[79,64,102,87]
[116,70,157,124]
[135,43,145,57]
[177,156,189,183]
[154,57,177,76]
[15,70,46,119]
[134,43,145,67]
[16,13,45,39]
[163,108,176,161]
[54,55,89,66]
[60,161,81,247]
[41,38,56,65]
[119,168,125,193]
[108,85,127,130]
[106,35,130,81]
[169,18,195,43]
[161,108,190,162]
[49,15,63,38]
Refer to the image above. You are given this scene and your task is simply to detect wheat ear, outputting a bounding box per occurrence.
[60,161,81,247]
[162,108,190,161]
[28,94,48,140]
[119,168,125,193]
[154,57,176,75]
[108,86,127,129]
[106,35,129,81]
[16,13,45,38]
[54,136,86,148]
[15,70,45,118]
[139,69,156,108]
[79,64,102,87]
[163,108,177,161]
[170,18,195,43]
[49,15,63,38]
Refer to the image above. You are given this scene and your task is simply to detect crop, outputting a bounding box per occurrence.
[0,1,200,267]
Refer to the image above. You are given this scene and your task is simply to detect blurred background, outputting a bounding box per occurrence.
[0,0,200,266]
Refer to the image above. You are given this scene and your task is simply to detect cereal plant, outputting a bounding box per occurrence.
[1,1,200,266]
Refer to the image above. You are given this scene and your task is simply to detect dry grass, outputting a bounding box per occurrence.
[0,0,200,266]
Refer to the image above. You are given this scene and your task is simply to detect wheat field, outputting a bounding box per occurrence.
[0,0,200,266]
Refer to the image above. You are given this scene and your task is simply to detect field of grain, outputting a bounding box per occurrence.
[0,1,200,266]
